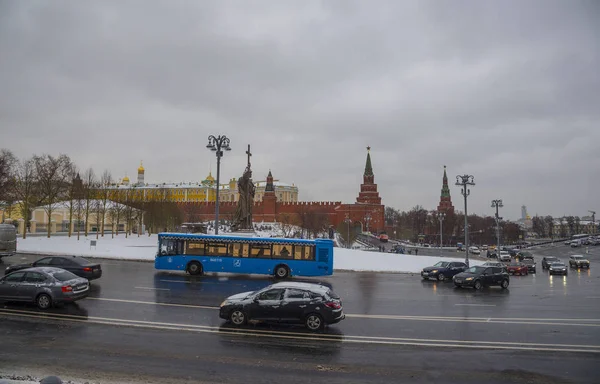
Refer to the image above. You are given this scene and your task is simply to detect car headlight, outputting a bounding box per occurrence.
[465,277,473,281]
[431,270,438,274]
[220,300,228,307]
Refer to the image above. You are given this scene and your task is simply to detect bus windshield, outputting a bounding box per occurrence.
[154,233,334,278]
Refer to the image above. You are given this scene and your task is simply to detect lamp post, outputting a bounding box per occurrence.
[456,175,475,267]
[364,213,372,234]
[206,135,231,235]
[344,213,352,249]
[438,212,446,256]
[492,199,503,258]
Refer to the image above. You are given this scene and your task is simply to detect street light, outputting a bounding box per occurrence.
[206,135,231,235]
[364,213,372,234]
[438,212,446,256]
[456,174,475,267]
[492,199,503,258]
[344,213,352,249]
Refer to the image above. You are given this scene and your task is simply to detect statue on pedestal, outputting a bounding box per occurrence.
[231,145,255,232]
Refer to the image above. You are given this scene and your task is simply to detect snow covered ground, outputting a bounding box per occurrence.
[15,233,483,273]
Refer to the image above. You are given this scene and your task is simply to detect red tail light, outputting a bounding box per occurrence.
[61,285,73,293]
[325,301,341,309]
[83,267,92,272]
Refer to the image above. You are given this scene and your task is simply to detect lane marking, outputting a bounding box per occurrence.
[455,304,497,307]
[88,297,219,310]
[134,287,170,291]
[87,297,600,327]
[1,308,599,353]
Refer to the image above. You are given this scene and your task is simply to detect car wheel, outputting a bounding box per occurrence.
[230,310,247,326]
[437,273,445,282]
[501,280,509,289]
[274,265,290,279]
[36,293,52,310]
[305,313,324,331]
[474,280,482,290]
[187,261,203,276]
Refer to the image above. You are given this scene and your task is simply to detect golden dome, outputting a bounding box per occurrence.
[122,176,130,182]
[138,161,145,173]
[204,171,215,182]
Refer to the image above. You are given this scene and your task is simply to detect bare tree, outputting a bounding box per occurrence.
[278,213,297,238]
[99,170,113,237]
[11,157,39,238]
[34,154,73,238]
[545,216,555,238]
[82,168,96,237]
[109,188,126,237]
[65,167,80,238]
[0,149,17,216]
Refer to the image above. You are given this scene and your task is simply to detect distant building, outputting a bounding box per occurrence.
[521,205,529,221]
[437,166,454,214]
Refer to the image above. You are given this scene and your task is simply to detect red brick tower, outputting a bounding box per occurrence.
[261,170,277,221]
[356,147,382,205]
[437,165,454,213]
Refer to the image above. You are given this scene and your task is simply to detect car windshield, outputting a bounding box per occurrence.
[465,266,486,274]
[551,262,565,267]
[547,257,559,261]
[509,262,521,266]
[572,256,583,260]
[433,262,449,267]
[51,270,80,282]
[523,260,534,265]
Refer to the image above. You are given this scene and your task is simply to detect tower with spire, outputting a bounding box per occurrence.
[437,165,454,213]
[356,147,382,205]
[137,161,145,186]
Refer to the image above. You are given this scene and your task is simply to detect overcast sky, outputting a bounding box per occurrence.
[1,0,598,220]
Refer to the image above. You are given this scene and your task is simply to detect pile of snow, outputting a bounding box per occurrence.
[15,234,482,273]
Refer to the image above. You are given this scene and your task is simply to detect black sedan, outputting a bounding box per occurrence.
[219,282,344,331]
[453,265,510,290]
[522,259,536,273]
[542,256,560,270]
[5,256,102,281]
[421,261,468,281]
[548,262,568,275]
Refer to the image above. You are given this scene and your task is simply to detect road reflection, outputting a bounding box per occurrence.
[0,301,89,319]
[217,322,343,356]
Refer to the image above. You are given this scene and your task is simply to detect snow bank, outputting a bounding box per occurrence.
[15,234,482,273]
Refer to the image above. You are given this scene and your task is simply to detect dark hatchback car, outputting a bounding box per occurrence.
[453,266,510,290]
[219,282,344,331]
[0,267,89,309]
[542,256,560,270]
[421,261,468,281]
[5,256,102,281]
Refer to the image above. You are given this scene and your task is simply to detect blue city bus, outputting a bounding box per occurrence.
[154,232,334,278]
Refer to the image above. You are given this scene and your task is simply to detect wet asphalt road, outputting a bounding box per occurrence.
[1,248,599,384]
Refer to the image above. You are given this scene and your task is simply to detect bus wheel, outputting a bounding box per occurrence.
[274,265,289,279]
[187,261,203,276]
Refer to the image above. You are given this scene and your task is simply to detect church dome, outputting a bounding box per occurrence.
[122,176,130,183]
[138,161,145,173]
[202,171,215,184]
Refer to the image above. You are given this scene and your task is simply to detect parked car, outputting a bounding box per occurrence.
[570,241,581,248]
[522,259,537,273]
[453,266,510,290]
[219,282,344,331]
[481,245,488,251]
[482,261,507,272]
[487,249,497,259]
[0,267,89,309]
[5,256,102,281]
[469,246,481,255]
[507,262,529,276]
[548,262,568,275]
[421,261,468,281]
[569,255,590,269]
[542,256,560,269]
[564,240,571,245]
[499,251,511,262]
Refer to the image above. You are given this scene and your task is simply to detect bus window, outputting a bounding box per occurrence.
[206,242,229,256]
[250,244,272,259]
[186,240,205,256]
[293,245,315,261]
[273,244,293,259]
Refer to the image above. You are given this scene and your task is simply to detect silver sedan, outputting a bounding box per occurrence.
[0,267,89,309]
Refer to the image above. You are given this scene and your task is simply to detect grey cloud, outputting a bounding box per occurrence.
[0,0,598,220]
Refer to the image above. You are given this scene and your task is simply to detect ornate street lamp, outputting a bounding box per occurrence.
[364,213,372,234]
[438,212,446,255]
[206,135,231,235]
[456,174,475,266]
[492,199,503,258]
